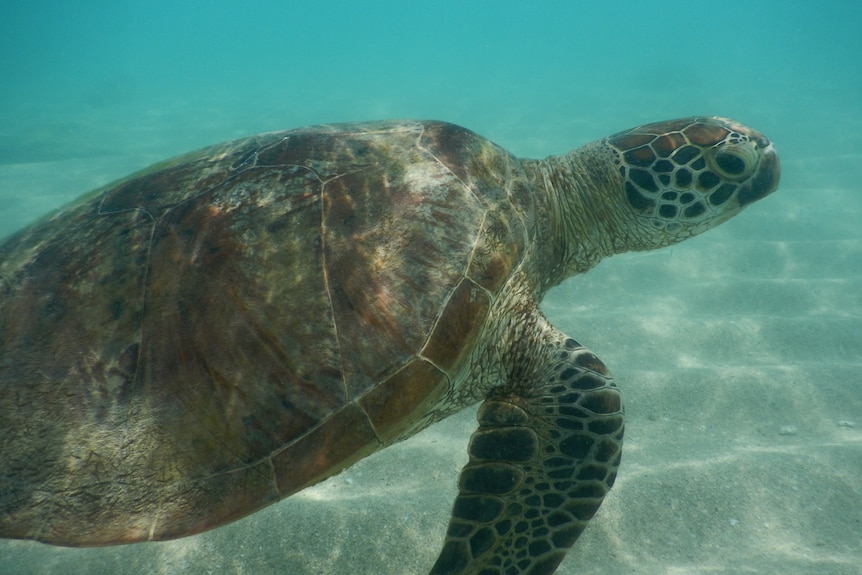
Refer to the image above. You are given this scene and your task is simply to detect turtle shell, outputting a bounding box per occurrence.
[0,121,530,545]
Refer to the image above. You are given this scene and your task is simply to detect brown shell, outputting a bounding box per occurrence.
[0,121,529,545]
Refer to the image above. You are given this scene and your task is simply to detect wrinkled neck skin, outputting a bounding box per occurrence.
[523,141,644,294]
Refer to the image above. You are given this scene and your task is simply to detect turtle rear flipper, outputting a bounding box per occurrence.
[430,323,624,575]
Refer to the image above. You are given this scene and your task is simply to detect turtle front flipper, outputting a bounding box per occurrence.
[430,325,624,575]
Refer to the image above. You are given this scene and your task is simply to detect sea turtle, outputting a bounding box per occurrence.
[0,117,779,574]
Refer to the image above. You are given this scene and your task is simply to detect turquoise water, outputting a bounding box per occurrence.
[1,1,860,574]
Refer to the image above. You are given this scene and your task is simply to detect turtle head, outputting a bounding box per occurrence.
[606,116,780,248]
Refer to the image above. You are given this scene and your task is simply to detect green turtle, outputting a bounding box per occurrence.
[0,117,779,574]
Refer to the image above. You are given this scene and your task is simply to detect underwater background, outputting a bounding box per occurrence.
[1,1,860,574]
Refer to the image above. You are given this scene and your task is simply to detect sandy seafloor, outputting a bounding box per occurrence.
[0,2,860,574]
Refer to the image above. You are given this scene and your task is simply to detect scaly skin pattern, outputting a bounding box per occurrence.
[0,118,779,574]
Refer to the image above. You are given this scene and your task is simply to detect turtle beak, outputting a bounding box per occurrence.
[737,130,781,206]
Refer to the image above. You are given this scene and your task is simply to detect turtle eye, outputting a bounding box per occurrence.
[714,150,746,175]
[707,144,757,181]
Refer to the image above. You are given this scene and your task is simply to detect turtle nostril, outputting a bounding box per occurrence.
[752,133,771,150]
